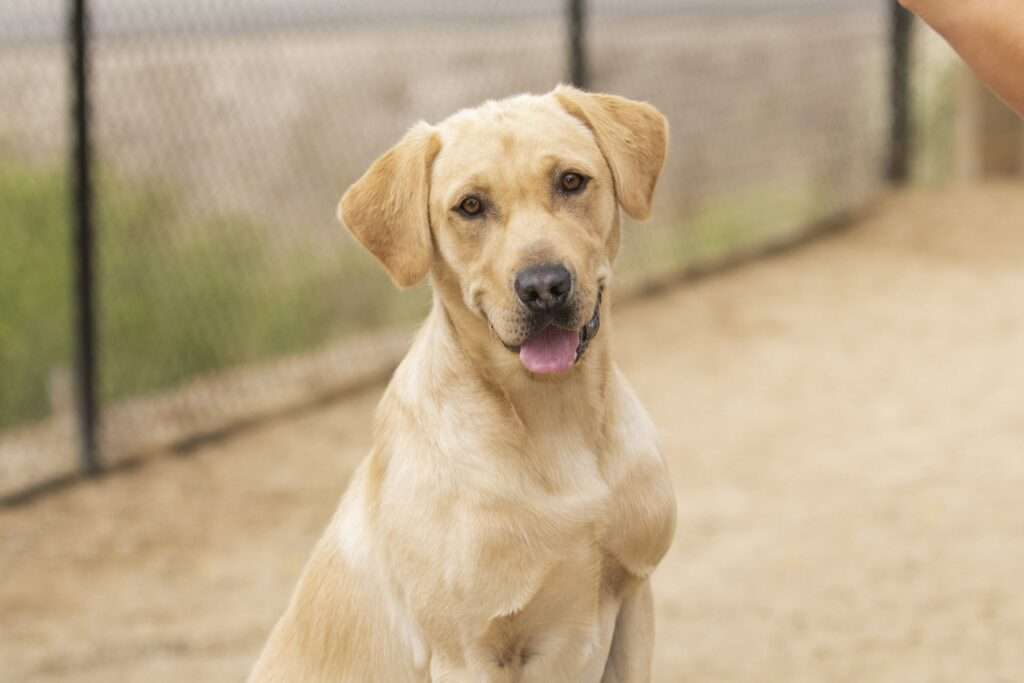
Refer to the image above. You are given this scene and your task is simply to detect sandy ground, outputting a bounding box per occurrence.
[3,184,1024,682]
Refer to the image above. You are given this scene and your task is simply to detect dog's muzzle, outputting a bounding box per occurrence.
[492,284,604,374]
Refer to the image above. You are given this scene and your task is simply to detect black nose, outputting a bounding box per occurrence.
[515,263,573,313]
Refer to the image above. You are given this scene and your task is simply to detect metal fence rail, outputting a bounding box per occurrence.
[0,0,912,502]
[69,0,100,475]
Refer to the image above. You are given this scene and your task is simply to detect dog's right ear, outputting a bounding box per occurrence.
[338,122,441,289]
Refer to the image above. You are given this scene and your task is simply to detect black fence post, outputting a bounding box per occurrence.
[888,0,914,183]
[567,0,588,89]
[70,0,101,475]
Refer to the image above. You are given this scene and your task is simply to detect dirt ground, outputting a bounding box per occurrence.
[3,184,1024,682]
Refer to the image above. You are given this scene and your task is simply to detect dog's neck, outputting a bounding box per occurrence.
[425,284,615,440]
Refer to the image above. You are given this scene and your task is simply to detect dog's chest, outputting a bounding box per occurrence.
[421,469,622,680]
[376,374,675,679]
[413,433,670,679]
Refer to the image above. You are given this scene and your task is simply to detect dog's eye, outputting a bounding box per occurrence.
[456,196,484,218]
[559,172,588,194]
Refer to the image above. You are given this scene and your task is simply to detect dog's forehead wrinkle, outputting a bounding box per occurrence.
[433,126,604,225]
[439,92,567,127]
[437,95,598,161]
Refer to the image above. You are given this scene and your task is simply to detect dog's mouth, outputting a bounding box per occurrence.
[499,287,603,375]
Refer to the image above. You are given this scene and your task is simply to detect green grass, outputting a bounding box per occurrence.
[0,165,73,429]
[616,179,838,290]
[0,162,427,430]
[2,162,838,432]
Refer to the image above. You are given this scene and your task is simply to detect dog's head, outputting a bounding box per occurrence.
[340,86,667,377]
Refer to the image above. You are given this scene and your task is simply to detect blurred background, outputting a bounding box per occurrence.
[2,1,1022,681]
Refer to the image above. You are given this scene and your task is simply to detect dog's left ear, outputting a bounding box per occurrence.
[338,122,441,288]
[553,85,668,221]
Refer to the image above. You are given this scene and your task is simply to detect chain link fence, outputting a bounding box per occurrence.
[2,0,993,501]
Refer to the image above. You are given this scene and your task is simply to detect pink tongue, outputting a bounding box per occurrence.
[518,325,579,374]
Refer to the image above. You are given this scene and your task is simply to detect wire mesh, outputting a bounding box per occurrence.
[0,0,961,498]
[1,0,76,494]
[588,3,889,286]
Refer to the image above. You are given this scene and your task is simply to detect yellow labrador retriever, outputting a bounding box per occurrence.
[249,85,676,682]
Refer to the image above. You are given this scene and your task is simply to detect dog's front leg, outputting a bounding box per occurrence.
[601,579,655,683]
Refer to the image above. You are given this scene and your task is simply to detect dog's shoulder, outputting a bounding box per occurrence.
[598,368,677,581]
[250,482,426,682]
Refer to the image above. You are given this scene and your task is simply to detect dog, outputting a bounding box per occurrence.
[249,85,677,682]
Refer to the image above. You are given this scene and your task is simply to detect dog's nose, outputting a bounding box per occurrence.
[515,263,573,313]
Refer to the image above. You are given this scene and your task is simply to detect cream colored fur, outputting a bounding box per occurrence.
[249,86,677,683]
